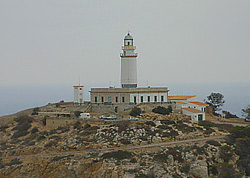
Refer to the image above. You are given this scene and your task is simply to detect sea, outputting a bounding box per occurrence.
[0,82,249,118]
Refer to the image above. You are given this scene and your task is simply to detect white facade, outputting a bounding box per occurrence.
[130,92,168,104]
[73,86,84,104]
[120,33,138,88]
[187,102,208,112]
[182,108,206,121]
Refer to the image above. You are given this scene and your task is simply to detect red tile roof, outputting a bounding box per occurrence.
[177,102,187,104]
[168,95,196,100]
[189,102,209,106]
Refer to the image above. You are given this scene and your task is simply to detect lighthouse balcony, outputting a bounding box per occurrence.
[122,46,136,50]
[120,53,138,57]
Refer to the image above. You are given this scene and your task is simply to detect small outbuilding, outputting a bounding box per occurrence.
[182,108,205,121]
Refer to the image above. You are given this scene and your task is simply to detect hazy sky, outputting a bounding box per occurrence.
[1,0,250,87]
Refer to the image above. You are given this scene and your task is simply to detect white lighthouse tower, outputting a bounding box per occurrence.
[120,33,138,88]
[73,86,84,104]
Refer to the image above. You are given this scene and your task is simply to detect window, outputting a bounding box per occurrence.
[115,97,118,102]
[79,88,82,90]
[134,96,136,103]
[148,96,150,102]
[95,97,97,103]
[141,96,143,103]
[154,96,157,102]
[122,97,125,103]
[108,96,111,103]
[161,96,164,102]
[127,42,130,45]
[101,97,104,103]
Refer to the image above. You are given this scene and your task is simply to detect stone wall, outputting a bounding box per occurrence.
[91,102,176,113]
[46,118,77,128]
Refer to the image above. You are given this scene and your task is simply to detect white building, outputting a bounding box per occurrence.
[187,101,208,112]
[168,95,208,121]
[182,108,205,121]
[73,86,84,104]
[120,33,138,88]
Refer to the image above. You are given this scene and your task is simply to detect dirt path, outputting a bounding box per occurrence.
[0,135,227,160]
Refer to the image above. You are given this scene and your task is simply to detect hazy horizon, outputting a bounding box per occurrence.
[0,81,249,117]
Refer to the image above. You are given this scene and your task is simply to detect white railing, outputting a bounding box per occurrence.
[120,53,138,57]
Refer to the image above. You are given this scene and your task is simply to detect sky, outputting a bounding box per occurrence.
[1,0,250,87]
[0,1,250,116]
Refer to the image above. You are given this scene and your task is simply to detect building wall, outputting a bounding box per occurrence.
[90,87,169,105]
[130,92,168,103]
[91,102,175,113]
[74,86,84,104]
[187,103,207,112]
[46,118,76,128]
[182,110,205,121]
[90,91,130,104]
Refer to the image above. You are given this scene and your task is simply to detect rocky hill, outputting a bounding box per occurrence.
[0,110,249,178]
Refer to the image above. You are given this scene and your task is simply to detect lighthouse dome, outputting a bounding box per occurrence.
[124,33,133,40]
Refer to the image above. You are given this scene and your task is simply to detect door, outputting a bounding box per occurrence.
[198,114,203,121]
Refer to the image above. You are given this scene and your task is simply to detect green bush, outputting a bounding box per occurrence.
[160,120,176,125]
[227,126,250,176]
[129,107,142,117]
[157,125,171,130]
[115,121,130,133]
[14,116,33,125]
[37,135,46,141]
[180,161,191,173]
[11,131,29,139]
[42,116,47,126]
[204,127,215,135]
[206,140,221,146]
[145,121,156,126]
[80,126,99,136]
[219,145,233,163]
[152,106,172,115]
[102,150,133,160]
[175,123,195,134]
[12,123,31,132]
[74,111,82,118]
[121,139,131,145]
[31,127,39,134]
[73,121,82,129]
[83,124,91,129]
[218,163,242,178]
[162,130,178,138]
[209,164,218,175]
[154,148,183,163]
[0,125,9,132]
[198,120,216,127]
[31,107,39,115]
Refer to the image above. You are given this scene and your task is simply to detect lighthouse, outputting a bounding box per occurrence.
[120,33,138,88]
